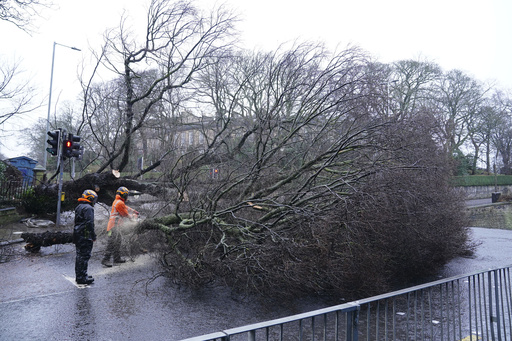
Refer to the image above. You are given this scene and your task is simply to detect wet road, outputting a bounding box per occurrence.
[441,226,512,277]
[0,243,328,340]
[2,222,512,339]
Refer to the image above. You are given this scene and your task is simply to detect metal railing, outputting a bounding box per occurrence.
[181,265,512,341]
[0,179,33,205]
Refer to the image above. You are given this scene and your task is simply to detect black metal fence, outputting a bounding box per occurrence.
[0,179,33,205]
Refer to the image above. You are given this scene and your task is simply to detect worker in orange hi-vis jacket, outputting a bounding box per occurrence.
[101,186,139,267]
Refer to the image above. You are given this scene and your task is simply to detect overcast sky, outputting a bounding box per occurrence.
[1,0,511,159]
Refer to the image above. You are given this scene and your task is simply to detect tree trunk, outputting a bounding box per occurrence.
[21,231,73,252]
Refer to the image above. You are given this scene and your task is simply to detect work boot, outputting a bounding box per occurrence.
[101,259,112,267]
[114,258,126,264]
[76,277,94,285]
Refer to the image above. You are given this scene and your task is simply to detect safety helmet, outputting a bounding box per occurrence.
[81,189,98,205]
[116,186,129,200]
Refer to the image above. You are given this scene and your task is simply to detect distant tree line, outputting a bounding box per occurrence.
[28,44,512,178]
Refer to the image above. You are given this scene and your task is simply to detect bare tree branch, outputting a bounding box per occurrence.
[0,0,53,34]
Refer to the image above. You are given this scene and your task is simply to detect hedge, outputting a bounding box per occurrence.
[452,175,512,187]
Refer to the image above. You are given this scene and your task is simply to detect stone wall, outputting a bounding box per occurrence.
[459,185,512,199]
[467,203,512,230]
[0,207,19,225]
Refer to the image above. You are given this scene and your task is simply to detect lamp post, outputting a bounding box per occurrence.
[43,42,81,170]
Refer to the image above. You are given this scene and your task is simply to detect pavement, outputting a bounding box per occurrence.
[465,197,492,207]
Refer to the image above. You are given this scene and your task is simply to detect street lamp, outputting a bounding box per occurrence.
[43,42,81,170]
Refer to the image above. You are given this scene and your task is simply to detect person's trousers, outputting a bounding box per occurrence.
[103,229,122,261]
[75,240,93,280]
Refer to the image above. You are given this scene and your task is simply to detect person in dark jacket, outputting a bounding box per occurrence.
[73,189,98,285]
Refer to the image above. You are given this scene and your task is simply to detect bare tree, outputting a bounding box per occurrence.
[432,70,485,159]
[23,100,85,175]
[87,0,236,173]
[0,0,53,33]
[391,59,441,121]
[0,58,40,130]
[467,94,503,173]
[491,91,512,174]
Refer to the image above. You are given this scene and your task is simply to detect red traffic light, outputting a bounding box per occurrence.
[62,138,73,158]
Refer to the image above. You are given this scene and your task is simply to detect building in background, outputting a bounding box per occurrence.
[5,156,43,185]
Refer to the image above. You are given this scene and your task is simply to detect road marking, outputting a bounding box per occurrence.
[0,275,92,305]
[458,335,481,341]
[63,275,92,289]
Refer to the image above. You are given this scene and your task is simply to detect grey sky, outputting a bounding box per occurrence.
[1,0,511,158]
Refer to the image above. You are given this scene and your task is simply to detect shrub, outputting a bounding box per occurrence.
[21,188,56,216]
[452,175,512,187]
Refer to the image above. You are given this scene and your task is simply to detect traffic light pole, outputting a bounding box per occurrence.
[56,153,64,227]
[46,128,82,227]
[55,129,66,227]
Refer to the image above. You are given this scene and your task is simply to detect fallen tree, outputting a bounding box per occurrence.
[21,231,73,252]
[20,45,472,301]
[134,118,471,300]
[129,48,472,300]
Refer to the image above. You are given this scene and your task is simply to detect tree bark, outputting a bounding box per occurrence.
[21,231,73,252]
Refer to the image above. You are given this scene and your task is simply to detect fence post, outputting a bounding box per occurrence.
[494,270,502,341]
[488,270,501,341]
[346,306,359,341]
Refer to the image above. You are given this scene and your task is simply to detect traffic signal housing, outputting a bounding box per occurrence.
[70,134,82,159]
[46,130,60,156]
[62,135,73,159]
[62,133,82,159]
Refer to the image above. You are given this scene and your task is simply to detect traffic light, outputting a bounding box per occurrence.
[70,134,82,159]
[62,133,82,159]
[46,130,60,156]
[62,135,72,159]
